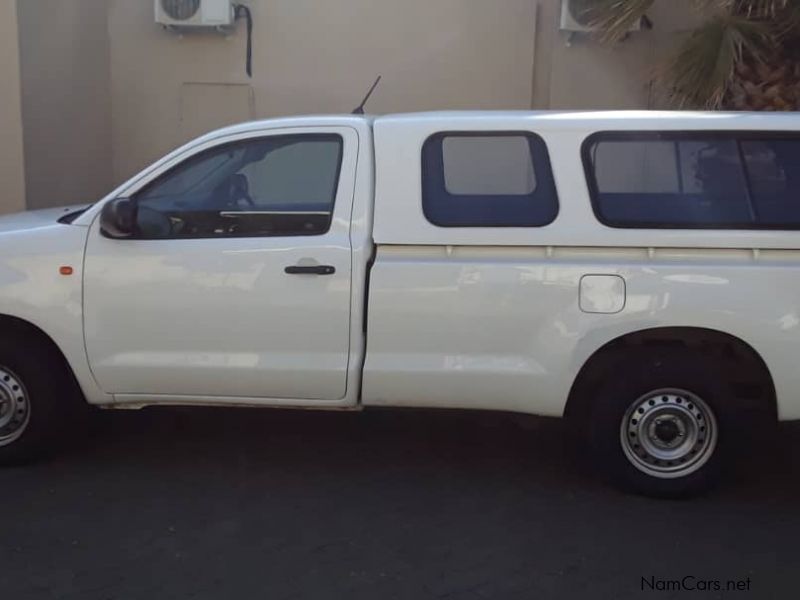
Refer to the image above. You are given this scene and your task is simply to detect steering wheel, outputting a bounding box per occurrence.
[227,173,256,208]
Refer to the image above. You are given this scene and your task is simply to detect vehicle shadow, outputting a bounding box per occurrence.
[2,406,798,599]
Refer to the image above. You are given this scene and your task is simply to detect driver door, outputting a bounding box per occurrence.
[83,126,357,402]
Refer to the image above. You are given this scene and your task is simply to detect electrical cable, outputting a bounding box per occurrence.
[234,4,253,78]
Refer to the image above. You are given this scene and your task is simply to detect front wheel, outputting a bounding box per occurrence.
[0,334,77,464]
[587,350,728,498]
[0,366,32,449]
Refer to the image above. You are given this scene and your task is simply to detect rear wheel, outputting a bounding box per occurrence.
[619,388,718,480]
[587,349,728,498]
[0,334,77,464]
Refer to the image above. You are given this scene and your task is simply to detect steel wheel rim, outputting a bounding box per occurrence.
[620,388,718,480]
[0,367,30,447]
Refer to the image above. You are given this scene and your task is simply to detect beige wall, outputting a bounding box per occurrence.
[533,1,700,109]
[3,0,700,212]
[0,1,26,214]
[109,0,540,181]
[17,0,113,209]
[107,0,697,184]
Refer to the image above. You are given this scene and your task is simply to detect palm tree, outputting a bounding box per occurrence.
[582,0,800,109]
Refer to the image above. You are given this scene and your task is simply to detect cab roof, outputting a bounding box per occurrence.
[195,110,800,141]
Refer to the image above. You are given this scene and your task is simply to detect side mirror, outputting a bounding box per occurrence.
[100,198,136,239]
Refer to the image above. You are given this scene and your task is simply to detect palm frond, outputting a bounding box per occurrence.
[761,0,800,36]
[579,0,655,42]
[694,0,798,22]
[587,0,800,109]
[736,0,790,17]
[693,0,791,16]
[662,14,772,108]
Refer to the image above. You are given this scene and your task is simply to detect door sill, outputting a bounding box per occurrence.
[109,393,358,411]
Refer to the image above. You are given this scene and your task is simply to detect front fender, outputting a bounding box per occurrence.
[0,224,110,405]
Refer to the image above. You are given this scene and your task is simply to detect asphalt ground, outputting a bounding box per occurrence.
[1,406,797,599]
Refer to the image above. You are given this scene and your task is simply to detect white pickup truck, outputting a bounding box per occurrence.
[2,110,799,497]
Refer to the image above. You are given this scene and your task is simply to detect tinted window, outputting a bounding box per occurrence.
[585,133,800,229]
[133,134,343,239]
[422,132,558,227]
[740,140,800,226]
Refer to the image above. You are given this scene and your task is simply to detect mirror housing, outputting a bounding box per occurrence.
[100,198,136,239]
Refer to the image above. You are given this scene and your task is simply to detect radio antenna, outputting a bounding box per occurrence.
[352,76,382,115]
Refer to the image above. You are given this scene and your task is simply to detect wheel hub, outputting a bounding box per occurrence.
[620,389,718,479]
[651,416,684,447]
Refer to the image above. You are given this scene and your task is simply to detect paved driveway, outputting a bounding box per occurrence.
[0,407,795,599]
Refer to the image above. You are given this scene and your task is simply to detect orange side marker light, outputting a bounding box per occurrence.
[59,266,74,276]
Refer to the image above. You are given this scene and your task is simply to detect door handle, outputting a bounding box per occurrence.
[284,265,336,275]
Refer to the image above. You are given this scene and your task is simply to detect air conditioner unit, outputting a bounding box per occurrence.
[560,0,642,33]
[155,0,235,29]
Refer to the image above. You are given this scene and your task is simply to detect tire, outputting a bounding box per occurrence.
[0,333,79,464]
[586,348,730,498]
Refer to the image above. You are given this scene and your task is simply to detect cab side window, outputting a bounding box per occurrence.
[133,134,343,239]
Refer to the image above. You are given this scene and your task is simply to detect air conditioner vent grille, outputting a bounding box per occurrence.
[568,0,596,27]
[161,0,201,21]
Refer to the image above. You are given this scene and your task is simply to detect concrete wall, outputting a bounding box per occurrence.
[0,1,26,214]
[17,0,113,209]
